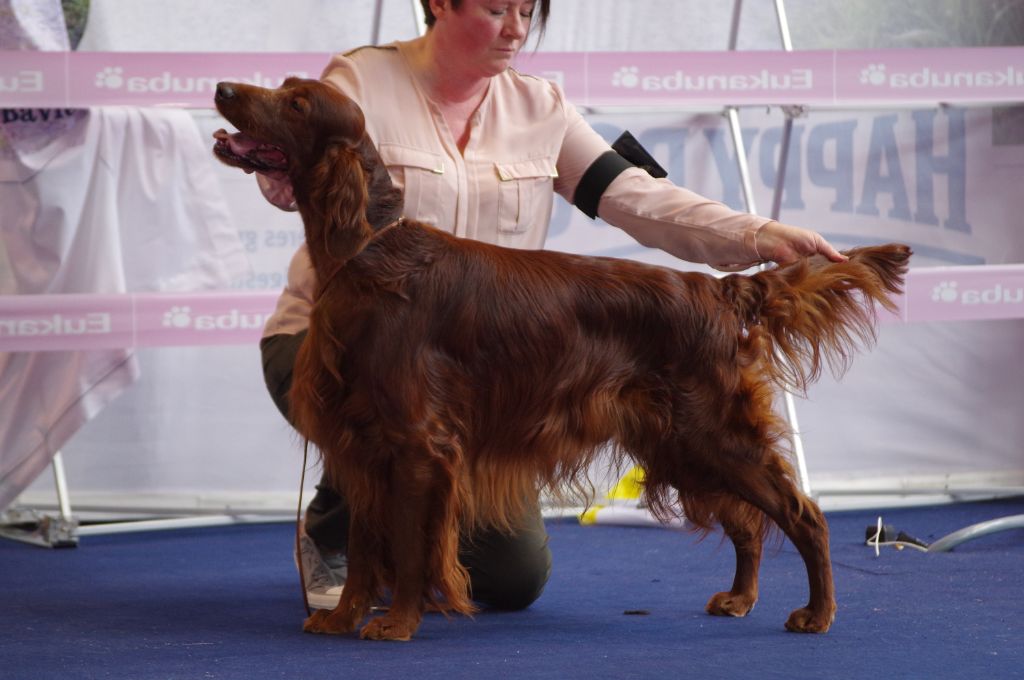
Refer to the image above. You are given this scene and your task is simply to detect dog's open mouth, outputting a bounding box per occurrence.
[213,129,288,174]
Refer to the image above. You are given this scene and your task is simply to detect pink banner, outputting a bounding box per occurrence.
[2,266,1022,352]
[67,52,328,108]
[2,48,1022,108]
[0,51,66,107]
[902,264,1024,322]
[2,51,329,108]
[0,294,135,351]
[0,292,278,352]
[835,47,1024,106]
[515,51,834,107]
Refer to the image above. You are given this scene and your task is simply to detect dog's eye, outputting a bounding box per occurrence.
[290,98,307,113]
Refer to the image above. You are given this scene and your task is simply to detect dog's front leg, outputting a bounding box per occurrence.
[303,516,377,635]
[359,446,471,641]
[357,455,436,642]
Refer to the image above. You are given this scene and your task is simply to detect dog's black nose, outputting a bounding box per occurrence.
[215,82,235,101]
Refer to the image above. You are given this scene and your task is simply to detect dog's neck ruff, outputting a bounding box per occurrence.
[314,217,405,299]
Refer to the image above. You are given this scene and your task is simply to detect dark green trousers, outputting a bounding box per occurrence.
[261,331,551,610]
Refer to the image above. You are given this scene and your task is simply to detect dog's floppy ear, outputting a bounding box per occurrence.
[306,141,374,271]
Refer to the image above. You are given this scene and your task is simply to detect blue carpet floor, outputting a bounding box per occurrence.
[1,497,1022,680]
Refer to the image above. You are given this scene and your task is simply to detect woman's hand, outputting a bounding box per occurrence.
[711,221,846,273]
[755,220,847,266]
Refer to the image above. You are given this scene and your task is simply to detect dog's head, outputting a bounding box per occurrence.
[213,77,367,176]
[213,78,403,269]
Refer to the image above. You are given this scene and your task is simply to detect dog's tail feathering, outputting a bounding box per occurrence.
[723,243,911,394]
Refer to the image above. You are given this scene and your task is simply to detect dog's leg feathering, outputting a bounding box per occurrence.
[359,441,474,641]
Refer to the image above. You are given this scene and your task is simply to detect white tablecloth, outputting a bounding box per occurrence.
[0,105,249,509]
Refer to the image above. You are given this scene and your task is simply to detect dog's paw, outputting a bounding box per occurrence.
[784,606,835,633]
[705,591,757,617]
[359,615,418,642]
[302,610,334,634]
[303,609,358,635]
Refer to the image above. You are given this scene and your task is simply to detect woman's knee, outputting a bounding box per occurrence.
[477,545,552,610]
[462,522,552,611]
[259,331,306,421]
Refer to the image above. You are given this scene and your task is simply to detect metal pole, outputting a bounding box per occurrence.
[927,514,1024,552]
[769,114,793,221]
[725,0,812,496]
[727,0,755,210]
[76,515,270,537]
[769,0,797,220]
[725,108,758,216]
[411,0,427,36]
[51,451,73,521]
[728,0,743,51]
[773,0,794,51]
[782,390,811,495]
[0,452,79,547]
[768,0,812,497]
[371,0,385,45]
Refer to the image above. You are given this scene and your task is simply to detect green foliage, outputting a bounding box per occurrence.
[61,0,90,49]
[787,0,1024,49]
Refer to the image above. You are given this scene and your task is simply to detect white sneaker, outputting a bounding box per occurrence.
[295,524,347,610]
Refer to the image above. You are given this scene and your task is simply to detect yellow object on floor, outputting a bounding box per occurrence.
[579,467,685,529]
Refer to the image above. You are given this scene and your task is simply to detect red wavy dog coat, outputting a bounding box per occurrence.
[214,77,910,641]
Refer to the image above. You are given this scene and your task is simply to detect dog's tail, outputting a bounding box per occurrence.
[722,243,911,393]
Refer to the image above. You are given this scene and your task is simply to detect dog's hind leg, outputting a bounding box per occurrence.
[721,456,835,633]
[777,494,835,634]
[704,498,765,618]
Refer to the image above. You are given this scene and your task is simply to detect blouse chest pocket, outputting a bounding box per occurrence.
[378,144,446,225]
[494,158,558,235]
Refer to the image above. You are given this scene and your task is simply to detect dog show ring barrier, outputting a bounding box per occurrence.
[2,0,1023,546]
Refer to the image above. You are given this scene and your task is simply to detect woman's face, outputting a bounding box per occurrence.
[432,0,536,77]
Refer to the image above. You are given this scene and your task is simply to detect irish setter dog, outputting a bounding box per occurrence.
[214,77,910,642]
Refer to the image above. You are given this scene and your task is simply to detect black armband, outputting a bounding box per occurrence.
[612,130,668,180]
[573,150,632,219]
[573,131,668,220]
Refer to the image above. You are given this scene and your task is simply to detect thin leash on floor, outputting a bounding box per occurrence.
[296,439,312,618]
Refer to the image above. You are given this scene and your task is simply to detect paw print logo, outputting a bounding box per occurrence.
[95,66,125,89]
[859,63,887,86]
[162,306,193,328]
[932,281,959,303]
[612,66,640,89]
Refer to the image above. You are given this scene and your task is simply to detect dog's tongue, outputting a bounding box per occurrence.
[214,128,259,155]
[213,129,287,168]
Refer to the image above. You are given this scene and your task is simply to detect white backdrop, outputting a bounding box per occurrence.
[13,0,1024,514]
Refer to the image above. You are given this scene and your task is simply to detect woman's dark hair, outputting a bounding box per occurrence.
[419,0,550,35]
